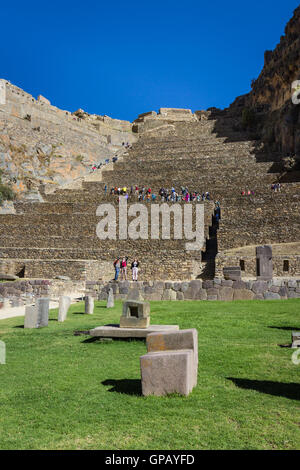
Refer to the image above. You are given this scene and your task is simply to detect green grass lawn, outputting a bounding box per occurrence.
[0,299,299,450]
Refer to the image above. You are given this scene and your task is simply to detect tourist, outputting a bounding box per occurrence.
[113,258,121,281]
[131,258,139,281]
[120,256,128,280]
[104,184,107,195]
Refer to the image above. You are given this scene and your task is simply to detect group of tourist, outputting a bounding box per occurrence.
[271,183,282,192]
[241,190,255,196]
[113,257,140,281]
[105,185,211,202]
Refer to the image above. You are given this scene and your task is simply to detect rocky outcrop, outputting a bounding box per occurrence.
[228,6,300,171]
[0,80,136,197]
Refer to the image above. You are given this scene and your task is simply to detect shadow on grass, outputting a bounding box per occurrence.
[102,379,142,396]
[82,336,144,343]
[14,325,24,329]
[269,326,300,331]
[228,378,300,401]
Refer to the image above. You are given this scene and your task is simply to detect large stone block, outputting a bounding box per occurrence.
[264,292,281,300]
[24,298,49,328]
[218,287,234,301]
[36,298,49,327]
[140,349,194,396]
[24,305,39,328]
[58,295,71,322]
[233,289,254,300]
[85,296,94,314]
[223,266,241,281]
[107,288,114,308]
[120,300,150,328]
[146,328,198,388]
[252,280,268,294]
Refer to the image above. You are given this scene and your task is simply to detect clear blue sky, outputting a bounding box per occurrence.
[1,0,299,121]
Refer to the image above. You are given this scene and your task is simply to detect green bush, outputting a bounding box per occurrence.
[0,170,15,204]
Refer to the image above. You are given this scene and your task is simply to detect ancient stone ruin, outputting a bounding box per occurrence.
[140,329,198,396]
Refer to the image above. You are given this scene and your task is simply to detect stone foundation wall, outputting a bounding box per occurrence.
[87,278,300,301]
[216,253,300,278]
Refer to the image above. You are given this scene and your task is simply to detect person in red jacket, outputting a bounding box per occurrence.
[120,256,128,280]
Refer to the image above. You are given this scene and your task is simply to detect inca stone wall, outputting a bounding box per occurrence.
[88,278,300,301]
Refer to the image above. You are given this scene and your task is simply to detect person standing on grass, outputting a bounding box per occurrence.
[131,258,140,281]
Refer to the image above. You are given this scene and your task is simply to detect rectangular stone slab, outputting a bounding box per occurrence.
[140,349,194,396]
[89,324,179,338]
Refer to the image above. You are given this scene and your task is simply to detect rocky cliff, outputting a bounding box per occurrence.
[228,5,300,172]
[0,80,136,198]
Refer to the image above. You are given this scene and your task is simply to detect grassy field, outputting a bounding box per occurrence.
[0,299,299,450]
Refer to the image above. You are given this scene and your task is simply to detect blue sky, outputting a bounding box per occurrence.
[1,0,299,121]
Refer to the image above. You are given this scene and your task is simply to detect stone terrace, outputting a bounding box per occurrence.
[0,111,299,281]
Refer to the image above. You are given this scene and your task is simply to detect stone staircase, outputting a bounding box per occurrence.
[0,113,299,281]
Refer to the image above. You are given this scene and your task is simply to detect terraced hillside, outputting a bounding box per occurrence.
[0,109,299,281]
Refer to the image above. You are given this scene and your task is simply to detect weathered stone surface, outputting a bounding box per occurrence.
[24,305,38,328]
[264,292,281,300]
[218,287,234,301]
[256,245,273,280]
[233,289,254,300]
[146,328,198,385]
[223,266,241,281]
[162,289,176,301]
[288,280,297,288]
[232,280,247,290]
[36,297,49,327]
[107,288,114,308]
[176,291,184,301]
[90,324,179,338]
[140,349,194,396]
[252,280,268,294]
[254,294,264,300]
[221,279,233,287]
[85,296,94,314]
[58,295,71,322]
[120,300,150,328]
[288,291,300,299]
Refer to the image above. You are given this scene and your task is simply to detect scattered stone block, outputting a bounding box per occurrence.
[85,296,94,314]
[24,305,39,328]
[36,298,49,327]
[140,329,198,396]
[140,349,194,396]
[107,288,114,308]
[120,300,150,328]
[58,296,71,322]
[291,332,300,349]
